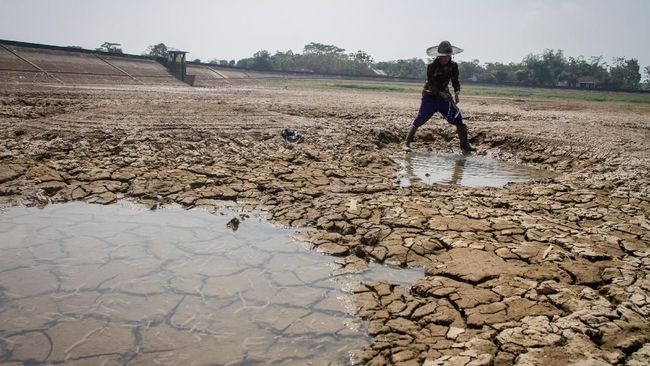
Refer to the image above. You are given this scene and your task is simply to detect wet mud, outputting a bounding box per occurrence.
[0,81,649,365]
[1,202,385,364]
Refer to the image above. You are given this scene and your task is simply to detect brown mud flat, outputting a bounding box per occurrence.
[0,81,649,365]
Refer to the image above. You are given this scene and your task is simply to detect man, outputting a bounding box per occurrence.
[404,41,476,153]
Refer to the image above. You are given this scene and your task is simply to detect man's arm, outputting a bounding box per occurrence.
[452,62,461,103]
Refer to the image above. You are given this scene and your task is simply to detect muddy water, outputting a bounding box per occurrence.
[0,202,421,365]
[395,152,556,187]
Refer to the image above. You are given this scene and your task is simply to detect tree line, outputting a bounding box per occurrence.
[455,50,643,90]
[95,41,650,91]
[231,44,648,91]
[233,42,376,76]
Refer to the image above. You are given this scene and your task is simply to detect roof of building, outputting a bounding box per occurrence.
[577,76,599,83]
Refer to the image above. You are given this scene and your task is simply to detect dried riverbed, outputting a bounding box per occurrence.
[0,81,649,365]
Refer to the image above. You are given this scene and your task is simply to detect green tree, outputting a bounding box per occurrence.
[251,50,273,70]
[563,56,588,86]
[208,59,230,65]
[557,70,575,86]
[519,49,567,86]
[522,54,553,85]
[586,56,610,86]
[375,58,426,79]
[96,42,123,53]
[143,43,169,57]
[236,57,255,68]
[271,50,298,71]
[608,57,641,89]
[303,42,345,55]
[295,42,347,74]
[543,49,567,81]
[559,56,608,87]
[348,50,374,74]
[515,69,529,83]
[350,50,373,65]
[232,42,376,76]
[483,62,517,83]
[457,59,484,81]
[643,66,650,89]
[494,70,509,83]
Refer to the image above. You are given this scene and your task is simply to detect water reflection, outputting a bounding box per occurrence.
[0,202,421,365]
[448,154,466,185]
[396,152,555,187]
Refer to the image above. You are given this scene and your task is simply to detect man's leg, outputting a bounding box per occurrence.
[456,124,476,152]
[442,101,476,152]
[405,94,435,151]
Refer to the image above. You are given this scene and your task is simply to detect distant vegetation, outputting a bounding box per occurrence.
[96,42,123,54]
[142,43,169,58]
[208,59,236,67]
[133,41,649,91]
[455,50,643,90]
[233,42,376,76]
[233,43,649,91]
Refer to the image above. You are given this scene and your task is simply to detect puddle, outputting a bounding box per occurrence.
[0,202,422,365]
[358,262,423,285]
[394,152,555,187]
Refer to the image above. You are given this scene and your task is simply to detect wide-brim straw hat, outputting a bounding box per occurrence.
[426,41,463,57]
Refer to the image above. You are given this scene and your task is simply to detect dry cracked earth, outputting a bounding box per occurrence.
[0,81,649,365]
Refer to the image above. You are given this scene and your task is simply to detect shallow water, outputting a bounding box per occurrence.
[395,152,555,187]
[0,202,422,365]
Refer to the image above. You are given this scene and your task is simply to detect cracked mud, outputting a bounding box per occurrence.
[1,202,381,365]
[0,81,649,365]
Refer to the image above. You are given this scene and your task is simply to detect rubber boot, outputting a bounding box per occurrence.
[404,125,418,151]
[456,124,476,152]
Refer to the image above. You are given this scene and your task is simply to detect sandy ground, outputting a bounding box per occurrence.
[0,81,649,365]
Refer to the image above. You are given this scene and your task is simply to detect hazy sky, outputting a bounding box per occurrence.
[1,0,649,71]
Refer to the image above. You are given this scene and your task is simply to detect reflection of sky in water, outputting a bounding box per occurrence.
[0,202,422,365]
[395,152,555,187]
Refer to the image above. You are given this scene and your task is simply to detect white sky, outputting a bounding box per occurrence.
[1,0,649,73]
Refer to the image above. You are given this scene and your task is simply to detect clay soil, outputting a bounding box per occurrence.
[0,81,649,365]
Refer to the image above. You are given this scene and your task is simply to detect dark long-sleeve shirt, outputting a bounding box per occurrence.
[423,59,460,98]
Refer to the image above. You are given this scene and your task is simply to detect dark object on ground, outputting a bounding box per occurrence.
[281,129,304,143]
[227,217,240,231]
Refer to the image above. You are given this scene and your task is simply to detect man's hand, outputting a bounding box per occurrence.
[454,93,460,104]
